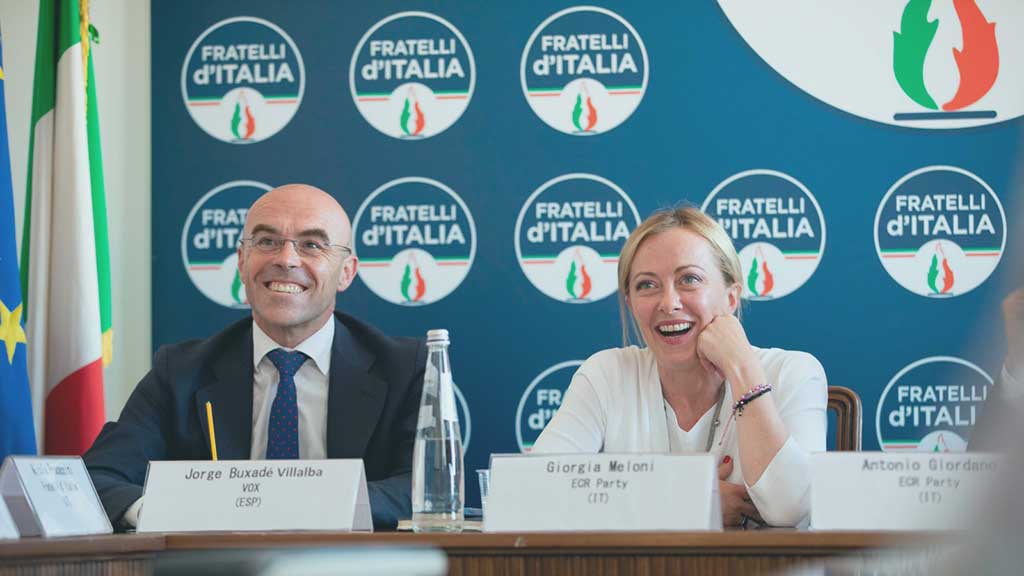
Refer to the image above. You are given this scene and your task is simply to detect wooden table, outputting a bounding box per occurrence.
[0,533,161,576]
[0,530,948,575]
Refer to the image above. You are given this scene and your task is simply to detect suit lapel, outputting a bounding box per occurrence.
[195,325,254,460]
[327,317,387,458]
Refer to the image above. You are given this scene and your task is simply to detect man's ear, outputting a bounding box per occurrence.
[337,256,359,293]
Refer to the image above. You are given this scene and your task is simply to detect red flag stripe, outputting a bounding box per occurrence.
[44,359,104,455]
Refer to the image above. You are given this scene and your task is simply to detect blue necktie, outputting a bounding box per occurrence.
[266,349,307,459]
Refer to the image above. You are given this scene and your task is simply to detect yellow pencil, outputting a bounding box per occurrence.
[205,401,219,461]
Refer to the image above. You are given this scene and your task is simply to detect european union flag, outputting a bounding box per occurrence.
[0,35,37,461]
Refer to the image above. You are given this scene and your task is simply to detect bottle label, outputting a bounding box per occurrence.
[417,405,436,428]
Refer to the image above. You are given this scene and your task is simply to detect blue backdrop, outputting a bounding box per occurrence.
[153,1,1023,504]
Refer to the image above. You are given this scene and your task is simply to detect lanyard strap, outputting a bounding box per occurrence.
[704,384,727,453]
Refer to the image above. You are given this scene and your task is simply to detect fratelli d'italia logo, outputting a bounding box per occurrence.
[515,174,640,303]
[352,177,476,305]
[702,170,826,300]
[350,12,475,140]
[717,0,1022,129]
[521,6,648,135]
[893,0,997,122]
[874,166,1005,297]
[181,181,270,308]
[876,356,992,452]
[181,17,304,143]
[516,360,583,452]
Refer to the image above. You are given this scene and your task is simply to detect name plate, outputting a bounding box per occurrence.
[138,460,371,532]
[0,456,112,538]
[811,452,1001,530]
[484,453,720,532]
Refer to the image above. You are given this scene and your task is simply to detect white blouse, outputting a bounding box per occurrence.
[532,345,828,527]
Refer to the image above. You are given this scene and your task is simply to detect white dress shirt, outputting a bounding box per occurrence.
[124,318,335,527]
[250,318,333,460]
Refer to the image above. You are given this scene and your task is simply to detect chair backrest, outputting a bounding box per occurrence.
[827,385,862,451]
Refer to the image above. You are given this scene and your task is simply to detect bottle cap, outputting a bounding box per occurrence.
[426,329,450,344]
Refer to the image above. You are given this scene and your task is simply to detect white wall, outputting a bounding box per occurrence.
[1,0,151,422]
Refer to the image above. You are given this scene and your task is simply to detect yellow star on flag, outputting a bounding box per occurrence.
[0,298,27,364]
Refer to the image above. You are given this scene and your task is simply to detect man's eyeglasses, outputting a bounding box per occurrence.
[241,234,352,259]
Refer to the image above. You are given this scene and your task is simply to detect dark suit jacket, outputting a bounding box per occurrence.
[83,312,425,529]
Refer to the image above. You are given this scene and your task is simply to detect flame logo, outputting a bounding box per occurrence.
[231,269,247,305]
[893,0,999,111]
[230,92,256,140]
[400,253,427,303]
[746,247,775,297]
[565,248,593,300]
[926,242,955,295]
[932,432,951,452]
[400,87,426,137]
[571,82,598,133]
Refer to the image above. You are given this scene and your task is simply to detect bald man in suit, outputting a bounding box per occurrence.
[84,184,425,529]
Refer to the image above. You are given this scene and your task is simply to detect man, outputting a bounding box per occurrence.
[84,184,425,529]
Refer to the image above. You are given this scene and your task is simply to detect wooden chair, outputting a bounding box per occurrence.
[827,386,862,451]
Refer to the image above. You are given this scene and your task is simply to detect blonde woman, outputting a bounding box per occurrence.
[533,206,827,527]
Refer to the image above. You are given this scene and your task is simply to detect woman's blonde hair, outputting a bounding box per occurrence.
[617,206,744,346]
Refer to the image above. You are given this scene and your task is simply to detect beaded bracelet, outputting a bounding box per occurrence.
[732,383,773,416]
[717,383,774,447]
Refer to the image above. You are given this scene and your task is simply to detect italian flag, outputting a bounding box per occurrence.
[20,0,111,455]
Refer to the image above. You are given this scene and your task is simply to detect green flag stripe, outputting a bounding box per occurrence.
[29,1,57,125]
[21,0,57,307]
[86,47,111,336]
[58,0,81,56]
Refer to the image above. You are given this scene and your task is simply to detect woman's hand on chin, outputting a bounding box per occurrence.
[696,315,765,390]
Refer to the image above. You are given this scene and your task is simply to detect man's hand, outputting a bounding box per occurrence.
[718,456,763,527]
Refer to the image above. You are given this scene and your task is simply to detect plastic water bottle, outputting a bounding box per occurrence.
[411,329,464,532]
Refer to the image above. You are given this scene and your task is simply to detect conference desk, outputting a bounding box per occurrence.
[0,530,946,575]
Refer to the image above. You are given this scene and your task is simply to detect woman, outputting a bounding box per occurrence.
[533,206,827,527]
